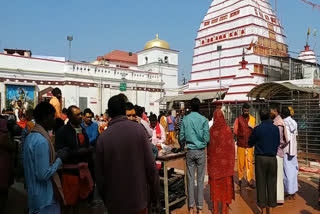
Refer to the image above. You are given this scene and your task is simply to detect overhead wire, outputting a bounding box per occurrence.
[300,0,320,10]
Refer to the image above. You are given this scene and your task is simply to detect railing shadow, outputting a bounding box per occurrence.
[204,174,260,214]
[297,180,320,211]
[234,174,260,214]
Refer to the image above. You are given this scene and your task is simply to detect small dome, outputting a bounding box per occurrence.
[144,34,170,50]
[298,45,318,64]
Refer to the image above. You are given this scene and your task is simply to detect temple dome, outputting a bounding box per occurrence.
[144,34,170,50]
[298,44,318,64]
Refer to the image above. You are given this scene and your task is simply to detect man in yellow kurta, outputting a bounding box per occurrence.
[49,88,62,119]
[234,103,256,189]
[160,112,168,144]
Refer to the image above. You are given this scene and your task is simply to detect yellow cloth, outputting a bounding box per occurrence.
[248,115,256,129]
[237,147,254,182]
[233,115,255,136]
[160,116,168,132]
[167,131,176,145]
[288,107,294,117]
[50,96,62,119]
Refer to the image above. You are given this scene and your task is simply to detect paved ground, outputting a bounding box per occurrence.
[171,176,320,214]
[169,159,320,214]
[3,160,320,214]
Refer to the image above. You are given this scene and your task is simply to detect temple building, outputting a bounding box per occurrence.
[186,0,288,102]
[163,0,320,106]
[0,35,179,115]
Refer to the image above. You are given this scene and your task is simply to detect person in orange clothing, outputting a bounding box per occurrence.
[17,114,27,129]
[55,106,93,212]
[233,103,256,189]
[166,111,176,145]
[98,113,109,133]
[159,112,168,142]
[159,112,168,131]
[49,88,62,119]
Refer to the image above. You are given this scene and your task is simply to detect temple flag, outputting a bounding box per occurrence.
[246,40,255,51]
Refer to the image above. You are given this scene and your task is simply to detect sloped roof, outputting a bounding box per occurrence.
[247,82,319,98]
[97,50,137,64]
[161,91,221,103]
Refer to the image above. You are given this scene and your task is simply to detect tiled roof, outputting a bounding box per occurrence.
[97,50,137,65]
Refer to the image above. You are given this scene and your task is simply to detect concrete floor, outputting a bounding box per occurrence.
[169,159,320,214]
[171,177,320,214]
[3,166,320,214]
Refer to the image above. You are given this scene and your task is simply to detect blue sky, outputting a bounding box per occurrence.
[1,0,320,83]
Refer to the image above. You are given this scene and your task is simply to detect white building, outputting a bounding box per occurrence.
[298,44,320,79]
[186,0,288,102]
[137,34,179,97]
[0,35,179,115]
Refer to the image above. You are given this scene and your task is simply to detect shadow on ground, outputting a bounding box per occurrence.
[298,180,320,212]
[233,174,260,214]
[300,210,313,214]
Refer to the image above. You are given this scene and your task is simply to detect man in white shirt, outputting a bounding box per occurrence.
[282,107,299,201]
[149,114,166,147]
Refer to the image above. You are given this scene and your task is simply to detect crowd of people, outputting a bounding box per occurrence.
[208,103,301,214]
[0,87,319,214]
[0,87,186,214]
[179,101,300,214]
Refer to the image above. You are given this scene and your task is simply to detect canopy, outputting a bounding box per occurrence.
[161,91,221,103]
[247,82,319,99]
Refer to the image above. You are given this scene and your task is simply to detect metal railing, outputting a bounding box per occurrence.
[223,98,320,165]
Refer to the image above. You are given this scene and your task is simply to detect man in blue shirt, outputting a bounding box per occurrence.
[24,102,67,214]
[248,108,280,214]
[81,108,99,146]
[180,98,210,214]
[80,108,99,205]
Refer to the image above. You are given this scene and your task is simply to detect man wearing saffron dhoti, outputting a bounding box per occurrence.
[234,103,256,189]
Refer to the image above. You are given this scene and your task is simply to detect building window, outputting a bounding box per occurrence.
[145,57,148,64]
[164,56,168,64]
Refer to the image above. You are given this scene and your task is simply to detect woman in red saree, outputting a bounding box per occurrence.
[208,109,235,214]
